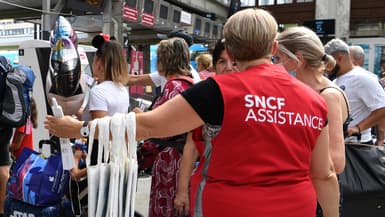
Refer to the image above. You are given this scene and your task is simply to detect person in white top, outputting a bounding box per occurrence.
[126,29,201,90]
[325,39,385,144]
[72,35,130,181]
[83,35,130,121]
[349,45,385,146]
[349,45,365,67]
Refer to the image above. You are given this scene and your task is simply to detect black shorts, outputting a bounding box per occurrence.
[0,127,12,166]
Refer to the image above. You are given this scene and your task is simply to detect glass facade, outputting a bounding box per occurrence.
[241,0,256,6]
[258,0,274,6]
[277,0,293,4]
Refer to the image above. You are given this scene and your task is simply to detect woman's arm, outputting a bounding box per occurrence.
[311,126,339,217]
[9,131,25,158]
[91,110,108,119]
[174,133,199,216]
[321,90,346,173]
[126,74,155,86]
[136,95,204,140]
[70,150,87,181]
[45,95,204,140]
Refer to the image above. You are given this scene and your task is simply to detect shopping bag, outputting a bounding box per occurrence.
[7,147,70,206]
[86,120,99,217]
[339,143,385,197]
[95,117,111,217]
[125,112,138,217]
[108,113,128,217]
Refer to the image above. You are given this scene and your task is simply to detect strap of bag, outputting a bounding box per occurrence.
[86,120,98,166]
[149,134,187,153]
[126,112,137,160]
[98,117,110,164]
[345,142,377,148]
[169,75,194,86]
[126,112,138,217]
[320,86,351,138]
[111,113,128,160]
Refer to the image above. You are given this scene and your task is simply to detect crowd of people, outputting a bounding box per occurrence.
[0,6,384,217]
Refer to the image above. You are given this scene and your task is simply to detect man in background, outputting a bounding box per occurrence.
[349,45,365,67]
[349,45,385,146]
[325,39,385,145]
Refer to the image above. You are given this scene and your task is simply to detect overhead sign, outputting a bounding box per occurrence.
[303,19,335,36]
[181,11,192,25]
[123,3,139,22]
[141,0,155,26]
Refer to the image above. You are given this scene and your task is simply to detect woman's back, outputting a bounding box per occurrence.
[191,64,328,217]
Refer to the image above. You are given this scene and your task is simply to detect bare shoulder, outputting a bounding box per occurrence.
[319,85,346,103]
[319,85,349,119]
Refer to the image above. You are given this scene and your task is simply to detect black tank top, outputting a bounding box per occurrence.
[319,86,351,138]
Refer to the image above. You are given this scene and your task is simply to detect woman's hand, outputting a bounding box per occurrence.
[70,150,87,181]
[174,191,190,217]
[44,115,83,138]
[9,143,19,159]
[347,126,360,137]
[132,107,144,113]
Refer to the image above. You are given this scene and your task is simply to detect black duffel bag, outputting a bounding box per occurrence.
[339,143,385,197]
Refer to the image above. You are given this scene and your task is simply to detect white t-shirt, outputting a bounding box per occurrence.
[334,66,385,142]
[149,65,200,90]
[83,81,130,121]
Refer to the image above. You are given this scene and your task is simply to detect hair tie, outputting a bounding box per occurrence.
[92,35,107,50]
[321,54,327,61]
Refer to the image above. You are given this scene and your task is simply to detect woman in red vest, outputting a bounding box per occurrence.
[45,8,339,217]
[174,38,237,217]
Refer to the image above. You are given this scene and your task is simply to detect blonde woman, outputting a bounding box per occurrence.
[276,26,348,217]
[196,53,215,80]
[146,38,194,217]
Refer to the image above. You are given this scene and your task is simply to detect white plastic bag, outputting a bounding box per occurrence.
[125,112,138,217]
[86,120,99,217]
[108,113,129,217]
[95,117,111,217]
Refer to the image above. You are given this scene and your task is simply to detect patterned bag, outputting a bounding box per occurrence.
[7,148,70,206]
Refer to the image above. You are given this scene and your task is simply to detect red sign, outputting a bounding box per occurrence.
[141,12,154,26]
[122,3,138,22]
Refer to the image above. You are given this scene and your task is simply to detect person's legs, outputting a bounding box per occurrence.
[0,128,12,215]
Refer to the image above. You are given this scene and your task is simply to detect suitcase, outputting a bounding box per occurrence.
[4,197,61,217]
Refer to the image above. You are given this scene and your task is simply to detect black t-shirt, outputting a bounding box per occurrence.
[181,78,224,125]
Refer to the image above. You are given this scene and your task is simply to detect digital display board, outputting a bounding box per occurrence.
[303,19,335,36]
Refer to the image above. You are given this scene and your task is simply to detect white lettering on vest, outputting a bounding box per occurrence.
[243,94,324,130]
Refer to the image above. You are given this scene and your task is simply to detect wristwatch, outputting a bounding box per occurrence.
[80,121,89,137]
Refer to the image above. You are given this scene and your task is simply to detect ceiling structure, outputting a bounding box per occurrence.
[0,0,103,20]
[0,0,229,44]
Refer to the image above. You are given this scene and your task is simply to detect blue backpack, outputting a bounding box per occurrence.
[0,57,35,127]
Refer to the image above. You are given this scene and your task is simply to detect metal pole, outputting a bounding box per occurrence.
[41,0,51,40]
[103,0,112,35]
